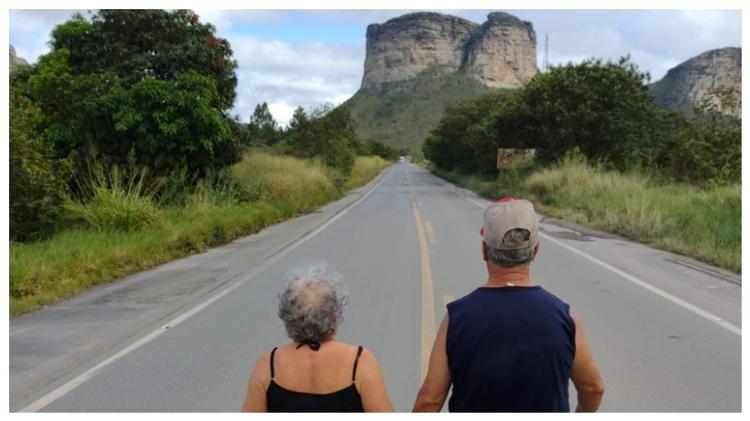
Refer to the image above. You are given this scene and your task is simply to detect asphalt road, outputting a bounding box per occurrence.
[10,163,741,412]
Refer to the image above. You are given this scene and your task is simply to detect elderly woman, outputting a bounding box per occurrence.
[241,265,394,412]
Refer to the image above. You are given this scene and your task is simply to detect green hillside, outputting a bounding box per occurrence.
[343,67,497,151]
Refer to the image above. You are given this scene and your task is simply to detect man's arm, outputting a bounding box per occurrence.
[570,313,605,412]
[413,314,451,412]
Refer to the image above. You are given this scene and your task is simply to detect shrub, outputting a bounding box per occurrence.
[65,164,163,231]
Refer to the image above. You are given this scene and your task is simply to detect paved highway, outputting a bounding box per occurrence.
[10,163,741,412]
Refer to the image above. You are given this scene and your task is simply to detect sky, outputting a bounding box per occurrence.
[8,8,742,126]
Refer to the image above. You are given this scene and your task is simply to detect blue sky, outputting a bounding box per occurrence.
[9,9,742,125]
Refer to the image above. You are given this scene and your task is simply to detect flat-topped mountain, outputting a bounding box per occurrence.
[348,11,537,150]
[651,47,741,117]
[361,12,537,91]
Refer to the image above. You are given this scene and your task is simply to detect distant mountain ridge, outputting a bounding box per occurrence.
[650,47,741,117]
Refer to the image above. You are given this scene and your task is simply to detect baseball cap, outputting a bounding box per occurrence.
[481,196,539,250]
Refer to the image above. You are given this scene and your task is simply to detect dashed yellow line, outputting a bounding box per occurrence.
[413,204,436,381]
[407,168,437,381]
[425,220,436,244]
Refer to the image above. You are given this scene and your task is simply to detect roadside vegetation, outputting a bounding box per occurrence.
[425,57,740,273]
[9,10,395,315]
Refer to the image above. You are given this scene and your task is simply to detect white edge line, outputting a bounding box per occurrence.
[20,167,393,413]
[440,170,742,337]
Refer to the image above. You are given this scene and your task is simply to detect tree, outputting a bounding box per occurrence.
[423,91,515,173]
[248,102,280,145]
[285,105,358,175]
[287,106,309,134]
[9,87,71,241]
[652,89,741,185]
[512,56,656,169]
[16,9,241,180]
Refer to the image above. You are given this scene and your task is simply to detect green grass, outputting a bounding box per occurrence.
[433,155,740,273]
[10,151,391,315]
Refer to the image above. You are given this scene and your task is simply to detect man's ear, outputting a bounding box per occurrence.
[532,243,540,260]
[482,241,488,262]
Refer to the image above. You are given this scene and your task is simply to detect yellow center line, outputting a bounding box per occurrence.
[425,220,436,244]
[407,168,437,381]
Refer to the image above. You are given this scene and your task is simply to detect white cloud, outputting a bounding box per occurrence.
[227,35,364,124]
[267,101,297,126]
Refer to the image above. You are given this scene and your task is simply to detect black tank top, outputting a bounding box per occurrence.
[266,345,365,412]
[446,286,576,412]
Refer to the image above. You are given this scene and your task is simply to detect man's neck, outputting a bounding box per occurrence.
[485,264,534,288]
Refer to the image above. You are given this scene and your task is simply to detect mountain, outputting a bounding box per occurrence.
[9,45,28,72]
[345,12,537,150]
[650,47,741,118]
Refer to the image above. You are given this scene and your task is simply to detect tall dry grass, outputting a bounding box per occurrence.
[434,154,740,272]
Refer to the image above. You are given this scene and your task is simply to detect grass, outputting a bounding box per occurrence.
[433,155,741,273]
[10,151,391,315]
[343,156,391,190]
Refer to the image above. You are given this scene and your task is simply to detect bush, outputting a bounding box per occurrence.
[65,164,163,231]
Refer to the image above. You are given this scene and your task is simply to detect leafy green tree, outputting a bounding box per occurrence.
[9,88,71,241]
[286,105,358,175]
[248,102,280,145]
[16,9,241,180]
[287,106,309,134]
[512,56,655,168]
[423,91,514,173]
[652,89,741,185]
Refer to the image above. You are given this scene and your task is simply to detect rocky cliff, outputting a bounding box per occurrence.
[361,11,537,90]
[650,47,741,117]
[9,45,28,72]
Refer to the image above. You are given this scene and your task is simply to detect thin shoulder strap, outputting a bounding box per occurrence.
[270,347,278,380]
[351,345,364,382]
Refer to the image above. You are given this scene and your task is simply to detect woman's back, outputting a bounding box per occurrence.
[267,342,364,412]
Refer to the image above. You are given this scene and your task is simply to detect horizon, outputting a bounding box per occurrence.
[9,9,742,125]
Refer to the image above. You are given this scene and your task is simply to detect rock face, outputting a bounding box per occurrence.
[361,11,537,90]
[651,47,741,117]
[9,45,28,71]
[463,12,537,88]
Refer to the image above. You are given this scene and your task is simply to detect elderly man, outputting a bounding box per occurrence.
[413,197,604,412]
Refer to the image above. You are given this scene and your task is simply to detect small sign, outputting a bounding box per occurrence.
[497,148,536,169]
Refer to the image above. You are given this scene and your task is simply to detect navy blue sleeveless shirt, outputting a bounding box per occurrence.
[446,286,576,412]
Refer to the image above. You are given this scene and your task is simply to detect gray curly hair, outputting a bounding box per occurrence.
[277,264,350,344]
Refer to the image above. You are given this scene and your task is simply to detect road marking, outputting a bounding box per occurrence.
[407,167,437,381]
[20,167,395,413]
[437,168,742,337]
[425,220,437,244]
[413,204,436,381]
[540,233,741,336]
